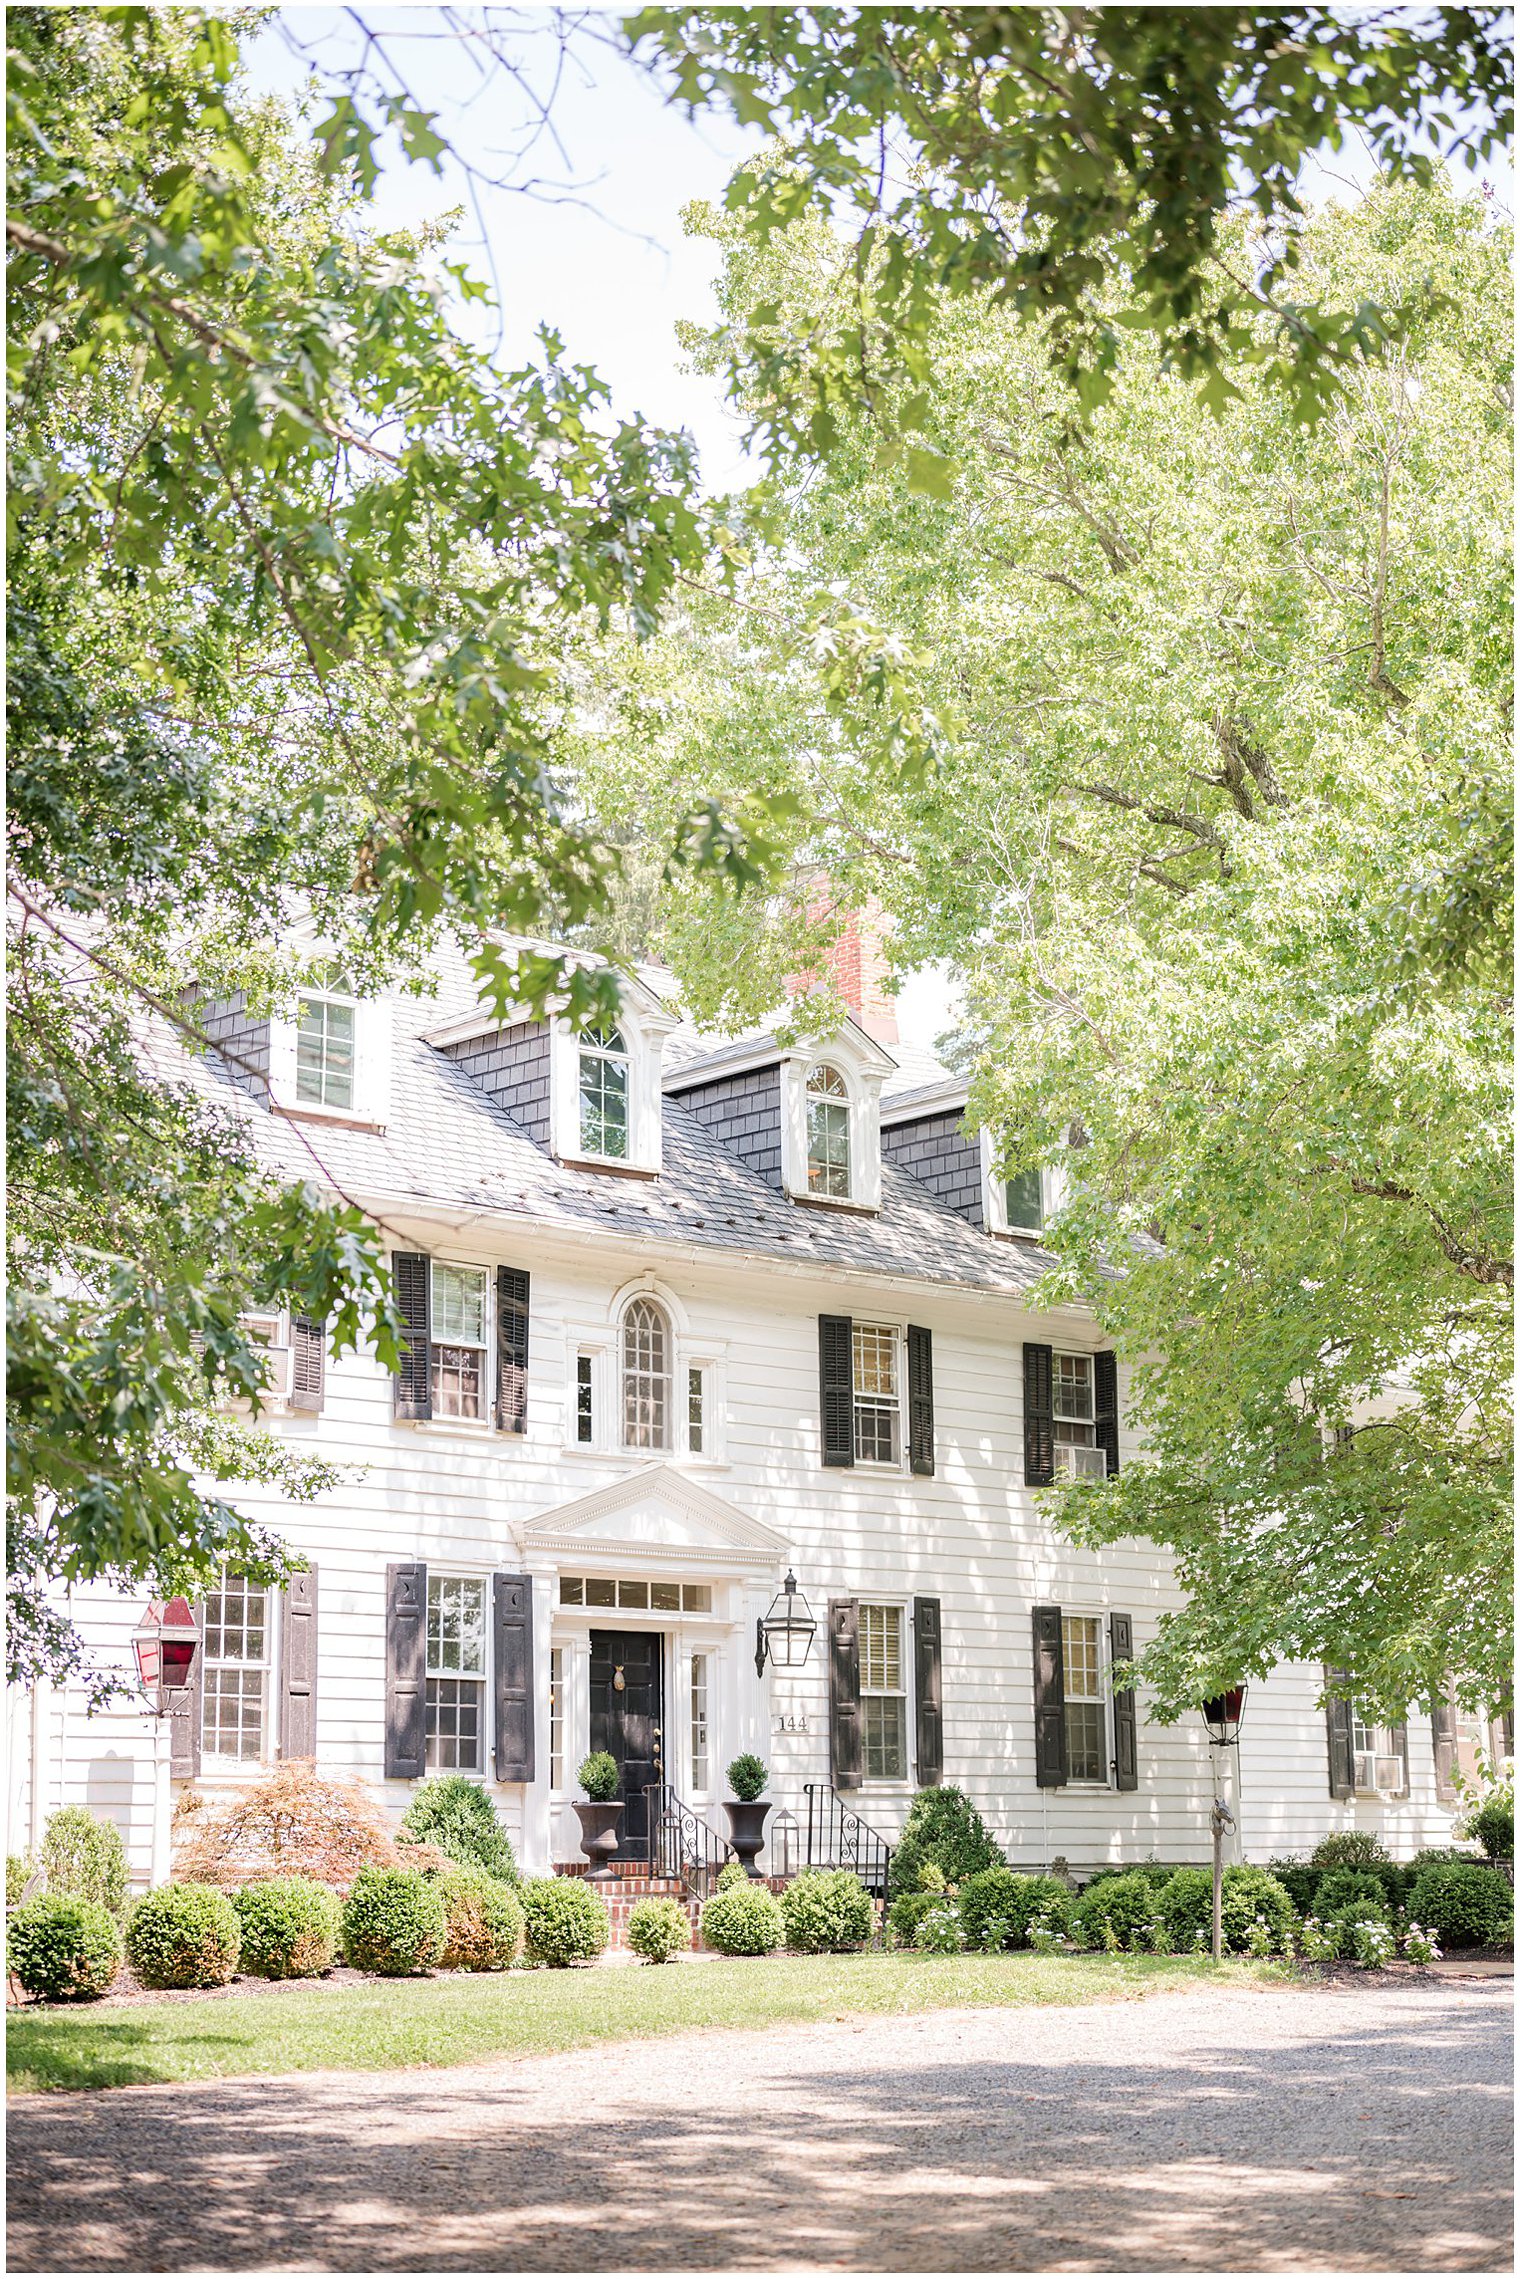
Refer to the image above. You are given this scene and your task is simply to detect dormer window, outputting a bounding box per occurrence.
[982,1132,1061,1240]
[296,963,356,1110]
[1004,1166,1044,1236]
[622,1296,672,1450]
[578,1024,630,1161]
[806,1064,851,1197]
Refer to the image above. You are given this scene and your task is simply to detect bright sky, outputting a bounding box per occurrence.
[242,10,1510,1053]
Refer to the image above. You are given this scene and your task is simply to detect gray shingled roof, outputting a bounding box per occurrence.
[165,945,1054,1299]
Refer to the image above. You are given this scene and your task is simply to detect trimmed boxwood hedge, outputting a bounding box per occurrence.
[127,1883,241,1989]
[40,1807,127,1918]
[437,1866,525,1971]
[400,1776,518,1883]
[233,1878,340,1980]
[887,1890,942,1948]
[958,1869,1072,1951]
[780,1869,873,1953]
[1071,1871,1160,1953]
[519,1876,610,1967]
[8,1895,122,2002]
[699,1880,784,1956]
[1157,1865,1297,1955]
[887,1786,1003,1898]
[626,1896,692,1964]
[340,1866,446,1976]
[1313,1868,1390,1919]
[1406,1860,1514,1950]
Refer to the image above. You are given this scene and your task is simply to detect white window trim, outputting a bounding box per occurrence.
[1351,1706,1407,1800]
[424,1566,492,1780]
[548,1000,672,1174]
[1060,1606,1113,1789]
[779,1037,889,1211]
[858,1598,913,1787]
[980,1130,1065,1238]
[267,956,392,1128]
[849,1316,909,1474]
[424,1257,494,1431]
[548,1645,566,1797]
[200,1576,276,1771]
[562,1300,727,1464]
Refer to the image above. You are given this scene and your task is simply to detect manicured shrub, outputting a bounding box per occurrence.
[576,1753,619,1803]
[699,1881,784,1956]
[7,1853,40,1910]
[41,1807,127,1917]
[627,1896,692,1964]
[780,1869,873,1953]
[126,1882,241,1989]
[715,1857,749,1892]
[726,1753,768,1801]
[400,1777,518,1883]
[1313,1868,1390,1918]
[1308,1830,1389,1874]
[887,1890,942,1948]
[1471,1797,1514,1861]
[1406,1860,1514,1951]
[887,1785,1003,1898]
[912,1902,964,1954]
[232,1878,340,1979]
[1325,1899,1392,1958]
[1157,1865,1298,1955]
[437,1867,524,1972]
[339,1866,446,1976]
[1071,1872,1159,1954]
[519,1876,610,1967]
[1266,1857,1320,1916]
[958,1869,1071,1952]
[8,1895,122,2002]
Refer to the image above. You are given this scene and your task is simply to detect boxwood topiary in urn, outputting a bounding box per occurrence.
[722,1754,771,1879]
[573,1752,623,1880]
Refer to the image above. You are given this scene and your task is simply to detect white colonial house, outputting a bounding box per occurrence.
[8,932,1492,1894]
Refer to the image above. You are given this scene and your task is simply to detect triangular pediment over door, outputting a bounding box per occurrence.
[519,1463,788,1578]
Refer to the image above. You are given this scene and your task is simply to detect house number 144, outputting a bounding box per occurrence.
[772,1713,809,1734]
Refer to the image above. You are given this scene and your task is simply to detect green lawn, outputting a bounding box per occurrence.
[7,1950,1282,2095]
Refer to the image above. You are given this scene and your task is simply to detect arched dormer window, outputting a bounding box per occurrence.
[622,1296,672,1450]
[806,1063,851,1197]
[578,1024,629,1160]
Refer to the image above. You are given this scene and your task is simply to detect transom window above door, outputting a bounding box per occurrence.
[559,1575,713,1613]
[806,1063,851,1197]
[578,1024,630,1160]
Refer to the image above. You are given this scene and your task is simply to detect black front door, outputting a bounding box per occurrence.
[589,1630,664,1861]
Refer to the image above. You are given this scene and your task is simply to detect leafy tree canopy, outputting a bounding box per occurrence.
[567,174,1513,1719]
[631,3,1512,458]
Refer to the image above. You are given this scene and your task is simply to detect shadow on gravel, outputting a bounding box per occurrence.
[7,1997,1512,2273]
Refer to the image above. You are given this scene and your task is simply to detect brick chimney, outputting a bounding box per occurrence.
[789,890,899,1045]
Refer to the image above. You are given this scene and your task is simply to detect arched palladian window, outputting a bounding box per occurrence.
[578,1024,629,1159]
[806,1063,851,1197]
[622,1297,672,1450]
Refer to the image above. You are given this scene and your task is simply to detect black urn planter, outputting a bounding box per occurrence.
[722,1799,772,1880]
[573,1800,624,1880]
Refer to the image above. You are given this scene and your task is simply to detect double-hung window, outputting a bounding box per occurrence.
[431,1262,488,1420]
[578,1025,630,1160]
[426,1574,487,1772]
[295,962,357,1110]
[860,1603,908,1779]
[201,1577,271,1764]
[1061,1614,1107,1782]
[1005,1166,1044,1235]
[806,1064,851,1197]
[852,1324,900,1464]
[1351,1707,1406,1796]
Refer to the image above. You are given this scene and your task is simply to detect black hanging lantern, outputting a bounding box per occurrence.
[755,1570,817,1676]
[1201,1686,1247,1746]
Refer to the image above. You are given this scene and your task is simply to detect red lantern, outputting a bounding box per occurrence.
[1201,1687,1247,1745]
[133,1597,200,1709]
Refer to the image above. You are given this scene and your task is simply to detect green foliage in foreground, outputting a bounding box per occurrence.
[5,1951,1280,2095]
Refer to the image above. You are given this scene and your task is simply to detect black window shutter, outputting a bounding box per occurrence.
[280,1566,319,1759]
[1033,1604,1067,1787]
[392,1252,432,1419]
[913,1595,943,1786]
[495,1267,530,1435]
[1431,1691,1459,1803]
[288,1317,325,1414]
[828,1597,862,1789]
[907,1325,935,1477]
[1024,1344,1054,1486]
[169,1600,204,1778]
[1109,1610,1138,1790]
[1323,1665,1355,1799]
[385,1561,428,1779]
[493,1573,535,1780]
[1094,1350,1120,1477]
[819,1315,854,1468]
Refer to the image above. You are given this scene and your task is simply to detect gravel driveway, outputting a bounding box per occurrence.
[7,1976,1511,2272]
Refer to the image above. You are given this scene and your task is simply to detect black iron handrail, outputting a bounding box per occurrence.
[803,1782,893,1898]
[644,1782,734,1900]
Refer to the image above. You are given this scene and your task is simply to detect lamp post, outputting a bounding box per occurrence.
[132,1598,201,1888]
[755,1570,818,1678]
[1200,1687,1246,1962]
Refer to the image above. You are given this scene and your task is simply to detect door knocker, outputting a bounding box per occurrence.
[612,1664,626,1693]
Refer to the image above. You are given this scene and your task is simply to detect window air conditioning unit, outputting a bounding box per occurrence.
[1374,1753,1403,1793]
[1054,1443,1108,1481]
